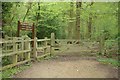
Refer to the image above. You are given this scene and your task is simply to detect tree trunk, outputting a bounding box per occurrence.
[68,2,74,39]
[23,2,32,22]
[75,2,82,40]
[87,2,94,39]
[87,13,92,39]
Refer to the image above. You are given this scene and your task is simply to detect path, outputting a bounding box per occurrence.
[13,44,118,78]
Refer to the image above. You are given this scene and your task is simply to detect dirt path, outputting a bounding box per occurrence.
[13,56,118,78]
[13,45,118,78]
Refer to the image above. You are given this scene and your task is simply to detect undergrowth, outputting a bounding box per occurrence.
[1,63,31,78]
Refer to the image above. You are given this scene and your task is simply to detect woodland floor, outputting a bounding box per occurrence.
[13,44,118,78]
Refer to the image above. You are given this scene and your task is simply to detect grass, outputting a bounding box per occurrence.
[0,63,31,78]
[97,57,120,67]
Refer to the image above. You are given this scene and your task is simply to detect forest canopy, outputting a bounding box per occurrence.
[2,2,118,40]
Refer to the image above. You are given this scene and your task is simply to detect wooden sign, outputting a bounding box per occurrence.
[17,21,35,47]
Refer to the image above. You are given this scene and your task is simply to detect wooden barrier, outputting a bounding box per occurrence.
[36,37,51,59]
[50,33,55,55]
[0,36,32,70]
[0,35,52,70]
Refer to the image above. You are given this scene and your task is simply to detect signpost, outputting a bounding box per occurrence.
[17,21,35,47]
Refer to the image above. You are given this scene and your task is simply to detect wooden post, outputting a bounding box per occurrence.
[51,33,55,46]
[12,37,18,64]
[33,37,37,58]
[50,33,55,55]
[99,33,105,55]
[25,36,31,60]
[32,23,35,47]
[44,37,47,54]
[20,37,24,61]
[17,21,20,37]
[4,35,8,52]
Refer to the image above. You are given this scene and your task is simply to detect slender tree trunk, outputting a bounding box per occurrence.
[87,2,94,39]
[23,2,32,22]
[87,13,92,39]
[75,2,82,39]
[68,2,74,39]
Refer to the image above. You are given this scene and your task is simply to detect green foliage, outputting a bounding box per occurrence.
[36,26,56,39]
[2,2,118,39]
[2,2,13,25]
[2,56,12,66]
[98,58,119,67]
[105,40,116,49]
[1,64,31,78]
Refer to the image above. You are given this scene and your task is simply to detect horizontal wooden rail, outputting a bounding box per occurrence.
[37,39,50,42]
[0,59,31,71]
[36,53,51,59]
[1,50,31,57]
[55,39,80,41]
[55,39,99,43]
[55,39,117,42]
[0,39,34,44]
[37,46,50,50]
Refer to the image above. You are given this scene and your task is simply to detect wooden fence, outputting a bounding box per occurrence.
[0,33,55,71]
[0,32,118,70]
[54,39,118,55]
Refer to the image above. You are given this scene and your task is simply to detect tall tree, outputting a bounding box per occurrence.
[68,2,74,39]
[87,13,92,39]
[87,2,94,39]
